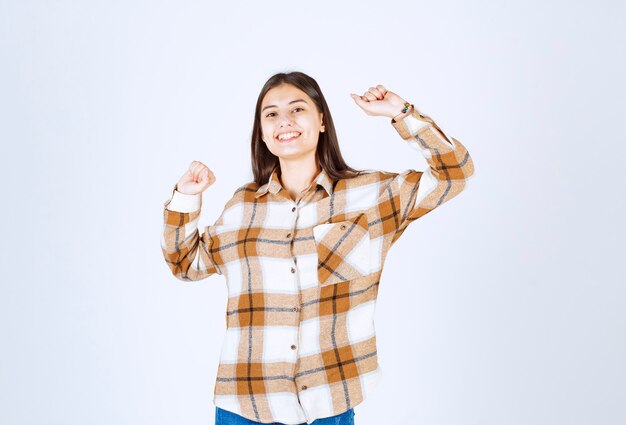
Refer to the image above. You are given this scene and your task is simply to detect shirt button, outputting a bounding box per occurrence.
[291,207,296,212]
[290,267,296,273]
[292,306,299,312]
[291,344,297,350]
[301,385,308,390]
[286,233,292,238]
[340,224,346,230]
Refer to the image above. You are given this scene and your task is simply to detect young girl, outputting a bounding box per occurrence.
[161,72,474,425]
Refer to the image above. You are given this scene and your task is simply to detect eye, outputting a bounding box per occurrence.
[293,107,304,112]
[265,112,276,118]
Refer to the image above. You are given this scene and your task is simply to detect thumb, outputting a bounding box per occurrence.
[350,93,368,109]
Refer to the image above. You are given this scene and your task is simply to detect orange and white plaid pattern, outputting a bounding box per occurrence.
[161,105,475,424]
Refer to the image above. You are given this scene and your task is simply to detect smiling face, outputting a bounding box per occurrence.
[260,83,325,163]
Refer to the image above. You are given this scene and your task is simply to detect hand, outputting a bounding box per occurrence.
[176,161,216,195]
[350,85,408,119]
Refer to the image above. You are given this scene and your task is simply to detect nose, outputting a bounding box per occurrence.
[277,113,294,127]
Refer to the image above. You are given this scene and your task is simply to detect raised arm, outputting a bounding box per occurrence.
[161,162,223,281]
[388,104,474,241]
[351,85,475,243]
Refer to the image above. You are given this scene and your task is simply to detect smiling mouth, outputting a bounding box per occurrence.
[276,132,301,142]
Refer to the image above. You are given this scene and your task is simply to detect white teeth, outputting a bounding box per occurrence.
[277,132,301,141]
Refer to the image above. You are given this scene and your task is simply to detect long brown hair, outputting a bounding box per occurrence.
[250,71,365,187]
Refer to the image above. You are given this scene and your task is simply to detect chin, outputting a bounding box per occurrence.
[270,145,314,157]
[275,151,305,160]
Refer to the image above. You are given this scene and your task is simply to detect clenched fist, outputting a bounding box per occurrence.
[176,161,216,195]
[350,85,409,119]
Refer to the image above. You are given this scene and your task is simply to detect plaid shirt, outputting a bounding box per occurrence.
[161,105,474,424]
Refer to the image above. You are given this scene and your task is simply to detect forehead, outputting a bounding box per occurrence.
[261,84,313,107]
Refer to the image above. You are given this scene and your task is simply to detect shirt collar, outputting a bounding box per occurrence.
[255,166,334,199]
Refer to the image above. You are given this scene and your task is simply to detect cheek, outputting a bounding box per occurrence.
[305,116,319,131]
[260,125,271,142]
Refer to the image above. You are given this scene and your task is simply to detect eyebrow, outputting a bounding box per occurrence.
[261,99,308,112]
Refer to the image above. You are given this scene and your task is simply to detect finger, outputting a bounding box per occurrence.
[190,165,203,181]
[199,166,209,177]
[368,87,384,100]
[350,93,369,108]
[186,166,195,179]
[193,162,206,177]
[363,91,378,102]
[189,167,199,181]
[376,85,387,96]
[205,168,214,183]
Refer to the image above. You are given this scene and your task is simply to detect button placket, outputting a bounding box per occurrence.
[289,202,298,277]
[289,202,303,355]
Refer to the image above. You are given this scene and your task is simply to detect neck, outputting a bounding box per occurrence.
[278,158,321,201]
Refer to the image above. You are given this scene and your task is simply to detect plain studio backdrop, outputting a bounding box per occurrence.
[1,0,624,424]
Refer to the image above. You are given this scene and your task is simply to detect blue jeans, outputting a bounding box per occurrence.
[215,406,355,425]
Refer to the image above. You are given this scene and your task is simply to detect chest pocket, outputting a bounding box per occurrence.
[312,213,371,286]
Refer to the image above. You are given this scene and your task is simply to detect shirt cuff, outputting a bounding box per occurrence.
[391,104,429,140]
[165,185,202,212]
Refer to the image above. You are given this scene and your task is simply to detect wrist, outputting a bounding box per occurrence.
[390,102,412,121]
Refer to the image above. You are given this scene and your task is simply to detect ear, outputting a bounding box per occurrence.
[320,112,325,132]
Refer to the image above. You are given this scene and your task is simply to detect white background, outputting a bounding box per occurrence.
[1,1,625,424]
